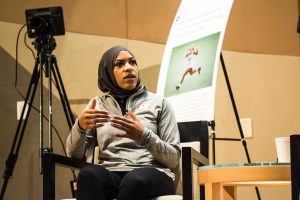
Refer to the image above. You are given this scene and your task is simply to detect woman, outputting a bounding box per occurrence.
[176,44,201,91]
[66,45,181,200]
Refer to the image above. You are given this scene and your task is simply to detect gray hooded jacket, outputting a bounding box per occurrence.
[66,86,181,179]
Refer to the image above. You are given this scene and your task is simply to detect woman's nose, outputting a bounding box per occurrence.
[124,62,135,71]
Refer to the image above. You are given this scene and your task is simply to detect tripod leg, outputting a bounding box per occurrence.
[209,121,216,164]
[220,53,261,200]
[212,132,216,165]
[1,59,41,200]
[46,54,53,151]
[51,56,75,129]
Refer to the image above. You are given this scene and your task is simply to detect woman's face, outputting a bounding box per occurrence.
[113,50,139,90]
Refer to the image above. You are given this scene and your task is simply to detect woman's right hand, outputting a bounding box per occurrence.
[78,99,110,131]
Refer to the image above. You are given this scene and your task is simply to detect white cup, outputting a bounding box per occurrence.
[275,137,290,163]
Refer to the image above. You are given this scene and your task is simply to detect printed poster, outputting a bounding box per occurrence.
[157,0,234,122]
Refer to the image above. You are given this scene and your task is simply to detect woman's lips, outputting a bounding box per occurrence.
[124,74,136,79]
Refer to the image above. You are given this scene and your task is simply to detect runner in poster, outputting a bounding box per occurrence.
[176,44,202,91]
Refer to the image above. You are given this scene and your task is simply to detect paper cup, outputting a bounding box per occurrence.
[275,137,290,162]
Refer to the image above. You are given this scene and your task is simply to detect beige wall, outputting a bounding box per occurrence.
[0,0,298,56]
[0,21,165,113]
[214,51,300,199]
[1,12,300,200]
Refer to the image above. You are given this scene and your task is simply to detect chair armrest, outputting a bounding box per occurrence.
[182,147,208,200]
[47,153,92,170]
[187,147,209,167]
[43,152,93,200]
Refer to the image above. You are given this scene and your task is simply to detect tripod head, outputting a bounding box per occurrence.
[32,35,57,78]
[33,35,56,55]
[208,120,215,131]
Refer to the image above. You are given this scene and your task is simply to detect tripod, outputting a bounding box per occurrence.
[207,53,261,200]
[1,35,75,200]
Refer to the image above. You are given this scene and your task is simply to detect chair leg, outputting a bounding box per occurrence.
[182,147,193,200]
[200,185,205,200]
[291,135,300,200]
[43,152,55,200]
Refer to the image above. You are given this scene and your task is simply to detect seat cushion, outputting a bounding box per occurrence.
[62,195,183,200]
[151,195,183,200]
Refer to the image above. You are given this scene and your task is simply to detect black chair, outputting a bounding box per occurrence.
[178,121,209,200]
[43,121,209,200]
[290,134,300,200]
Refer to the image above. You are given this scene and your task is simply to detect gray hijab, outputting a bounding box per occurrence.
[98,45,141,98]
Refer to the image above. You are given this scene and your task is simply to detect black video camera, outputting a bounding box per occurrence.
[25,6,65,38]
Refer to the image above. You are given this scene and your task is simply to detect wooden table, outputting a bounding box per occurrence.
[197,163,291,200]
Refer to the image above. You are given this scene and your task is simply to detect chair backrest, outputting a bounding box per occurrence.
[178,120,209,158]
[177,120,209,200]
[290,134,300,200]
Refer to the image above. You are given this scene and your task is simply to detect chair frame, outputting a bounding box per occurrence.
[43,121,209,200]
[43,147,208,200]
[42,152,91,200]
[182,147,209,200]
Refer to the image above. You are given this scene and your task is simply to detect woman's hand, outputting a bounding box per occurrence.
[110,108,144,142]
[78,99,110,131]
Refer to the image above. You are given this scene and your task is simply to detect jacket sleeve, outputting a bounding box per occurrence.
[66,118,87,159]
[66,118,96,161]
[138,98,181,169]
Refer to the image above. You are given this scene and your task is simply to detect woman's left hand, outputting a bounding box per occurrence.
[110,108,144,142]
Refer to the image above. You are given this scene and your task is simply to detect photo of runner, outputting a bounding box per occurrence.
[176,44,202,91]
[163,32,221,97]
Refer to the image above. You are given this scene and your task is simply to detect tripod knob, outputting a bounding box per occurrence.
[42,147,53,154]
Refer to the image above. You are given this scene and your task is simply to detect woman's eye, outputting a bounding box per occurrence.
[114,59,137,68]
[129,60,137,65]
[115,62,125,68]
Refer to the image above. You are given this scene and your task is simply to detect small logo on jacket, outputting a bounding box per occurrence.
[136,101,149,111]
